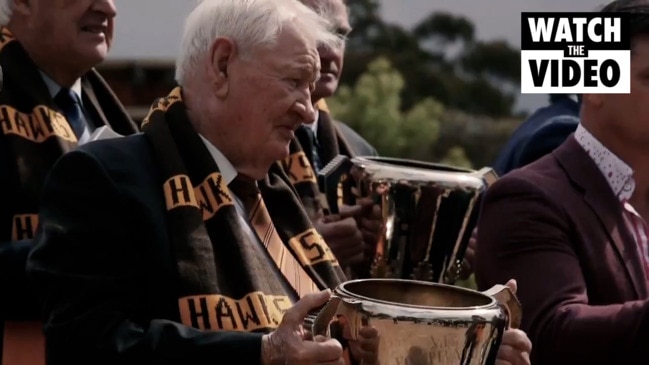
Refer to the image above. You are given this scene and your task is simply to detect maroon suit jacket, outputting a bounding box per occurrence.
[475,136,649,365]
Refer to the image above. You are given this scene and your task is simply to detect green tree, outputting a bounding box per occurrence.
[329,56,523,169]
[342,0,521,117]
[440,146,473,169]
[328,57,447,162]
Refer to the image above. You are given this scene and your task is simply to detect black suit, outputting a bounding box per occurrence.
[332,121,378,158]
[27,134,263,364]
[0,76,136,322]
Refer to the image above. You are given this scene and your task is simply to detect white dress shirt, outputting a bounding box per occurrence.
[198,135,261,244]
[39,71,93,144]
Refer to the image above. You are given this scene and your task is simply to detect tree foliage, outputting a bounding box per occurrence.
[341,0,521,118]
[330,57,522,169]
[329,57,475,167]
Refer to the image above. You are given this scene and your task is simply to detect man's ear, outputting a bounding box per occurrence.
[207,37,236,98]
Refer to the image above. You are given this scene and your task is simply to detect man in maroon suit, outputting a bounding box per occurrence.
[475,1,649,364]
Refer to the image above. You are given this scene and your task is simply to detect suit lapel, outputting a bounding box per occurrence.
[315,108,342,165]
[81,77,108,128]
[554,137,647,298]
[315,106,358,166]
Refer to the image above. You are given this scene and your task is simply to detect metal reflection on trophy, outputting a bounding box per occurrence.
[307,278,521,365]
[318,155,498,284]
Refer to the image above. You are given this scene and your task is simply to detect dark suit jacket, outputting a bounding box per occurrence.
[0,75,137,321]
[475,136,649,365]
[0,78,126,318]
[492,95,580,176]
[26,135,264,365]
[332,121,378,157]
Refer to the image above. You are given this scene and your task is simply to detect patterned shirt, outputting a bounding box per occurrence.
[574,124,649,279]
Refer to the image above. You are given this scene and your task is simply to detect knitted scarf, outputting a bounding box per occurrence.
[270,99,357,221]
[141,88,346,333]
[0,27,137,242]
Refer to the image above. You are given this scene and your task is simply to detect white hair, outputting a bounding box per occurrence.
[175,0,341,84]
[0,0,13,26]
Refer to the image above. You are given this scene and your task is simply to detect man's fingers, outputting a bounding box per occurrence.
[495,343,530,365]
[360,217,383,232]
[339,204,363,219]
[502,329,532,352]
[359,326,379,339]
[320,217,360,239]
[301,337,344,361]
[284,290,332,324]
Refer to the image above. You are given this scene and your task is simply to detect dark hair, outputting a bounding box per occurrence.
[601,0,649,39]
[601,0,649,12]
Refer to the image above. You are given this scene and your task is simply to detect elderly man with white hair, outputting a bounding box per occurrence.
[0,0,137,364]
[27,0,379,364]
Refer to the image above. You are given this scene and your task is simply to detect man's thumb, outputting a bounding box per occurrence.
[505,279,517,294]
[339,204,362,219]
[284,289,332,324]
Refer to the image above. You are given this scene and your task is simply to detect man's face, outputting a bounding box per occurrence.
[22,0,115,68]
[598,34,649,145]
[309,0,351,102]
[213,24,320,171]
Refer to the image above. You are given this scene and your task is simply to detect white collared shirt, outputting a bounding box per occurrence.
[574,123,649,279]
[39,70,92,144]
[198,134,260,243]
[39,70,83,103]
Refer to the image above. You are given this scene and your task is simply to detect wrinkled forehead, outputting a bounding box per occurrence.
[255,24,321,72]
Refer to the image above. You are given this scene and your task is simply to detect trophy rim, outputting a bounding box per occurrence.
[335,278,498,311]
[352,156,477,174]
[350,156,490,190]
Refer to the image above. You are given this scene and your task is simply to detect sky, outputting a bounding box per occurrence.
[109,0,605,112]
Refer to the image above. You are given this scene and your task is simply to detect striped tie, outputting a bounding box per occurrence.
[54,88,86,139]
[229,175,319,298]
[297,125,322,173]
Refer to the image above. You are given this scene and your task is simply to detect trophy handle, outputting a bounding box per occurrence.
[474,166,499,188]
[318,155,354,215]
[311,295,363,340]
[481,284,522,329]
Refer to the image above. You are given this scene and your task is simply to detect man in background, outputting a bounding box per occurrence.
[492,94,580,176]
[0,0,137,363]
[463,94,580,278]
[26,0,379,363]
[475,1,649,364]
[272,0,381,276]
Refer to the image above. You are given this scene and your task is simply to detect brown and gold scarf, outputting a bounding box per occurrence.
[141,88,346,333]
[270,99,357,221]
[0,27,138,243]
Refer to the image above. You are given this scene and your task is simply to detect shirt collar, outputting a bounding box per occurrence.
[301,108,319,137]
[311,109,319,136]
[39,70,83,102]
[198,134,239,185]
[574,123,635,201]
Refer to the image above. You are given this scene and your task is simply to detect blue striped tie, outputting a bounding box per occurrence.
[298,125,322,173]
[54,88,85,139]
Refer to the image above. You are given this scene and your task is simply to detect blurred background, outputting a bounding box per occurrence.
[102,0,603,169]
